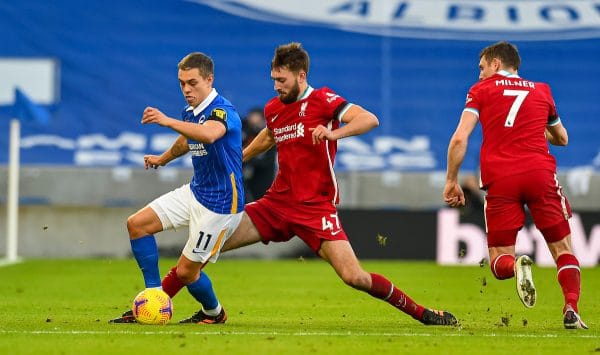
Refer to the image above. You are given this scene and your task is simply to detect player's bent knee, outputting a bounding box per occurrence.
[126,215,147,238]
[175,267,199,285]
[340,270,370,290]
[126,215,140,237]
[127,210,163,238]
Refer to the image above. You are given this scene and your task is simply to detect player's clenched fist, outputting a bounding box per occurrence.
[310,125,337,145]
[144,155,163,169]
[443,181,465,207]
[141,106,170,126]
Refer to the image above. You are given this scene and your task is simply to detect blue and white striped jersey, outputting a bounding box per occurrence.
[182,89,244,214]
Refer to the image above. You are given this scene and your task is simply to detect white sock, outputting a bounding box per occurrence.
[202,303,222,316]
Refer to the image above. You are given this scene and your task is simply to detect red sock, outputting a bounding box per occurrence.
[161,266,185,298]
[556,254,581,313]
[368,273,425,320]
[491,254,515,280]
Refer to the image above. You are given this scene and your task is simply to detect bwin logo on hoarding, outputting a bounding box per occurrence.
[189,0,600,41]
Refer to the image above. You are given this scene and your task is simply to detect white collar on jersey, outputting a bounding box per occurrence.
[186,88,218,116]
[497,70,520,78]
[297,86,314,101]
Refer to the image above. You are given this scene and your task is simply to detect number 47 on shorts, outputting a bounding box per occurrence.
[322,214,342,235]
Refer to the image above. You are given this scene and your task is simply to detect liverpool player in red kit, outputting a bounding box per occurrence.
[444,41,587,329]
[228,42,456,325]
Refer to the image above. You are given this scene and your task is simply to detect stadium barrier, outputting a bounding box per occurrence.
[1,204,598,266]
[340,209,600,267]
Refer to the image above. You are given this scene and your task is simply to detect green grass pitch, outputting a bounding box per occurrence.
[0,258,597,354]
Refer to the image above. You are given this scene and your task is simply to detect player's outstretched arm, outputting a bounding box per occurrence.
[545,122,568,146]
[144,135,189,169]
[444,111,478,207]
[243,127,275,162]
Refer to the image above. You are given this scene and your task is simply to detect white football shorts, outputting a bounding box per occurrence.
[148,184,243,263]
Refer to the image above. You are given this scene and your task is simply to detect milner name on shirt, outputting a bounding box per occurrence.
[495,79,536,88]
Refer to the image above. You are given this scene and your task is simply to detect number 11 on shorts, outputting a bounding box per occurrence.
[194,231,212,251]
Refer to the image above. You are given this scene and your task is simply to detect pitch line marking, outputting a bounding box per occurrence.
[0,330,595,338]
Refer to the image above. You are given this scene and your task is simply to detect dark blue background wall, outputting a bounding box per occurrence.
[1,0,598,170]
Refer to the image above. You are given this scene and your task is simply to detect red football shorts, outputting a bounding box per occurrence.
[484,169,572,247]
[244,193,348,253]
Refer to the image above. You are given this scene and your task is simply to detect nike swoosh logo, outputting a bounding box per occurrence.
[331,230,342,236]
[271,114,279,122]
[192,248,204,254]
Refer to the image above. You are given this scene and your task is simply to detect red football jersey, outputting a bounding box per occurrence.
[464,72,559,188]
[264,87,349,204]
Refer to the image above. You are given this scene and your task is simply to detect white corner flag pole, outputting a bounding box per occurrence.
[6,119,20,263]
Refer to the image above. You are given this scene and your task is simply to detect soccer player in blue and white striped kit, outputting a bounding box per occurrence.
[111,52,243,324]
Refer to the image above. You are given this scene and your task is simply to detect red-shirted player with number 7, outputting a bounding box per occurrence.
[444,41,587,329]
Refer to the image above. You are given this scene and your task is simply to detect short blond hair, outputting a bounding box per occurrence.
[178,52,214,78]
